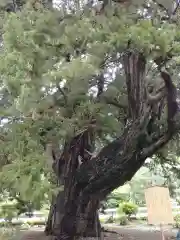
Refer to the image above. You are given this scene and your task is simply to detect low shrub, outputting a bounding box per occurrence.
[119,202,138,219]
[105,216,115,223]
[138,216,147,221]
[20,223,31,229]
[26,219,46,226]
[174,214,180,228]
[0,204,18,223]
[0,227,19,240]
[118,215,128,225]
[0,221,11,227]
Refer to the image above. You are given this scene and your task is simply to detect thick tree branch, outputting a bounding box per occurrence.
[147,88,166,104]
[75,50,150,196]
[77,110,151,194]
[140,70,179,161]
[123,50,146,119]
[172,0,180,15]
[141,133,172,159]
[77,52,180,198]
[80,113,180,198]
[56,83,68,105]
[141,111,180,160]
[161,70,178,132]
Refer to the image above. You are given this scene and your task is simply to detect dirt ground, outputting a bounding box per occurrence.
[103,228,176,240]
[104,226,177,240]
[20,225,177,240]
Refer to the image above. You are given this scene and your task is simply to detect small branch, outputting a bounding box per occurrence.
[154,49,173,70]
[103,97,127,110]
[151,0,170,14]
[97,74,105,99]
[172,0,180,15]
[56,84,68,105]
[96,0,131,14]
[0,134,5,142]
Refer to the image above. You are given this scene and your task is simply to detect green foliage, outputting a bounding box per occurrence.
[119,202,138,218]
[105,198,120,209]
[104,188,128,208]
[174,214,180,228]
[0,204,18,222]
[0,0,179,208]
[105,216,115,224]
[138,216,147,221]
[0,227,19,240]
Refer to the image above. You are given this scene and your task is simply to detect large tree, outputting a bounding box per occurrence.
[0,0,180,239]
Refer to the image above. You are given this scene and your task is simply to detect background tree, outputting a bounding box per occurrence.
[0,0,180,239]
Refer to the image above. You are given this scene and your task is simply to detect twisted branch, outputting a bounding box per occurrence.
[141,70,179,159]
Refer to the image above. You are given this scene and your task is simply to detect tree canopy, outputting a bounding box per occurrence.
[0,0,179,203]
[0,0,180,238]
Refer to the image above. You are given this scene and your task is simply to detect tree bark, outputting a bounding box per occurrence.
[46,191,101,239]
[45,127,102,240]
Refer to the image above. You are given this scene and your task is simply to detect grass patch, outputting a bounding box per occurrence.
[0,227,22,240]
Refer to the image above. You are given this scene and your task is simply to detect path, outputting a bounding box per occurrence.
[103,224,177,240]
[20,225,177,240]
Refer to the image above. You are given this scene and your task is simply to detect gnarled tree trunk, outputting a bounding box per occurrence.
[45,127,102,240]
[45,50,178,240]
[45,191,101,239]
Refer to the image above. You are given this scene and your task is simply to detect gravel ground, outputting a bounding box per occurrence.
[103,229,175,240]
[21,225,178,240]
[103,225,177,240]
